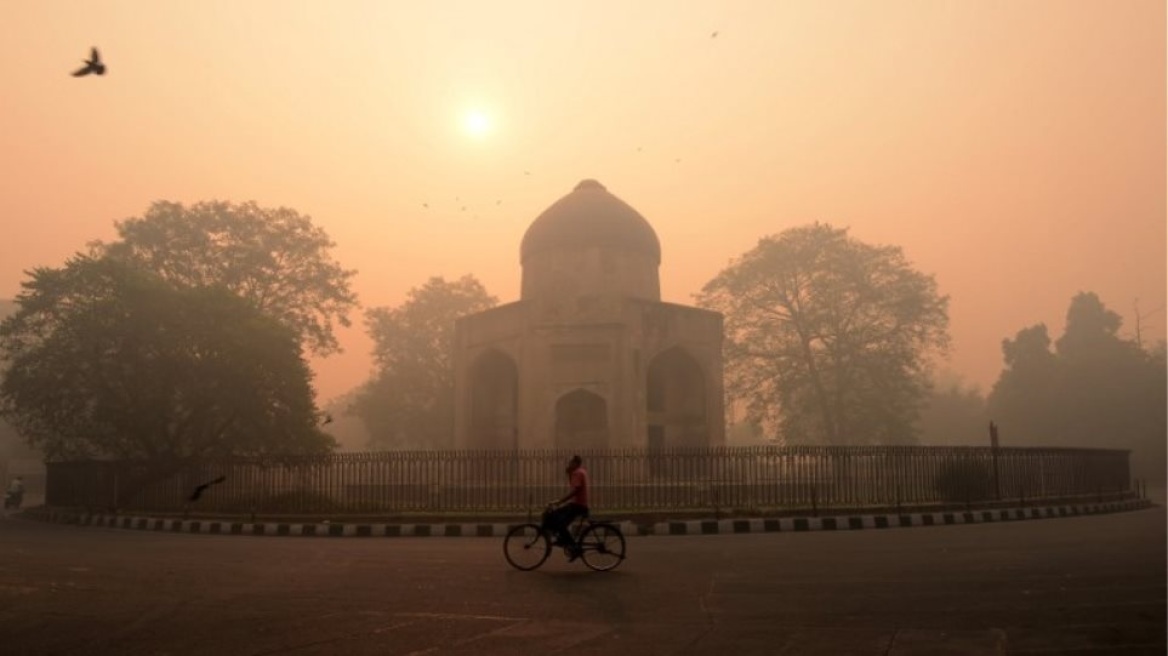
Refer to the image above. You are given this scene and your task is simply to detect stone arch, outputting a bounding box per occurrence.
[469,349,518,449]
[554,389,609,450]
[646,347,708,450]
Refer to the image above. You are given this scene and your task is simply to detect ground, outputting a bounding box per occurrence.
[0,505,1163,655]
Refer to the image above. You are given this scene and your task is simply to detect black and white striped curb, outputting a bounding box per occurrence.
[652,498,1154,536]
[20,510,640,539]
[19,498,1152,538]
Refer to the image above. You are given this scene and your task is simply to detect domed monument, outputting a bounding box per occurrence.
[453,180,725,450]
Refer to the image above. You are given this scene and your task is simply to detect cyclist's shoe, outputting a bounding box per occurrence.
[566,546,582,562]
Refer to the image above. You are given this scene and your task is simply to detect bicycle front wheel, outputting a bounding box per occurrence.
[503,523,551,571]
[579,523,626,571]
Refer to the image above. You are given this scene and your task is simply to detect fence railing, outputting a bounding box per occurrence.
[44,446,1133,515]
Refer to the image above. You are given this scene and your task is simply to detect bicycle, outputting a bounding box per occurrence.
[503,507,627,572]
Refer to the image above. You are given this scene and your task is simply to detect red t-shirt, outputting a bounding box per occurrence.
[569,467,589,507]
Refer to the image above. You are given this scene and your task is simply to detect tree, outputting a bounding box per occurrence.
[988,292,1167,483]
[0,298,28,459]
[351,275,497,449]
[95,200,358,356]
[1051,292,1153,451]
[1056,292,1127,361]
[985,325,1061,444]
[697,223,950,445]
[0,256,335,462]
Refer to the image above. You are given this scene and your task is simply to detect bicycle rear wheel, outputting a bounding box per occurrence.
[578,523,626,571]
[503,523,551,571]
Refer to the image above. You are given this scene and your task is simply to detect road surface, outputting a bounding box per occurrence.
[1,506,1163,655]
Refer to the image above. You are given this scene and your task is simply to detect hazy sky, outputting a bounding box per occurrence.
[2,1,1164,404]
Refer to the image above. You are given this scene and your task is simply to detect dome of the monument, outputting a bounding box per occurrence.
[520,179,661,264]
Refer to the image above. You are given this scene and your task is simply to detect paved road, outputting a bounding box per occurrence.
[1,507,1164,655]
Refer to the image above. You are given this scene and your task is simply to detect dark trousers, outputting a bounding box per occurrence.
[543,503,588,546]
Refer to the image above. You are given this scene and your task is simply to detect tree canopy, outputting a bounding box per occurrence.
[351,275,497,449]
[697,223,950,445]
[988,292,1166,482]
[0,256,335,462]
[94,200,358,356]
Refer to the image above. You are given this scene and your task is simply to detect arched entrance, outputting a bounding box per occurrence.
[555,389,609,450]
[646,347,707,450]
[469,349,518,449]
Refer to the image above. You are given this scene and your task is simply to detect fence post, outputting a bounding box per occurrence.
[989,421,1001,501]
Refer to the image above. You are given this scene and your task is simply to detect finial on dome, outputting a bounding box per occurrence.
[574,179,606,191]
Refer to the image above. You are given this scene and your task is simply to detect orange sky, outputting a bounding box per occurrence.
[2,0,1164,404]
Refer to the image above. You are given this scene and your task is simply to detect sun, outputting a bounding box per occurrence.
[461,108,493,139]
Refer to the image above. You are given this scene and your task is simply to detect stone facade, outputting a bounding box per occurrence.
[453,180,725,450]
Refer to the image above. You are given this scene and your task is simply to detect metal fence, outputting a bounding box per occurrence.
[44,446,1133,515]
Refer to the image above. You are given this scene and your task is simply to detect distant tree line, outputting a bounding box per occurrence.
[1,200,1161,488]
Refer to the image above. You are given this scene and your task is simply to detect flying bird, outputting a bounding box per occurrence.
[71,47,106,77]
[188,476,226,502]
[711,31,719,39]
[322,412,334,425]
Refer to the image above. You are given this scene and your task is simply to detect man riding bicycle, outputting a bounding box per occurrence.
[503,454,624,572]
[544,455,589,560]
